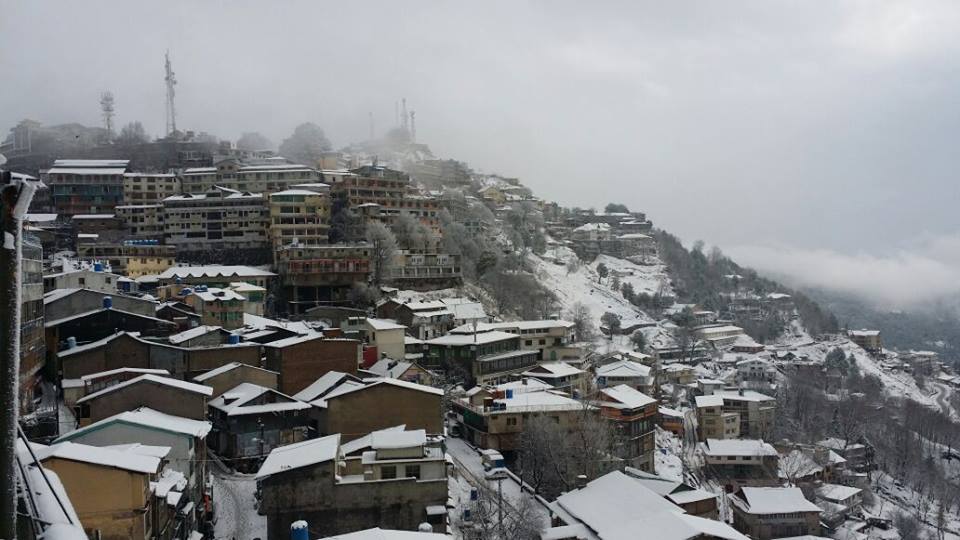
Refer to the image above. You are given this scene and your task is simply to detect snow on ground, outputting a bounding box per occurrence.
[210,457,267,540]
[655,427,684,483]
[529,245,661,332]
[779,334,944,412]
[445,437,551,529]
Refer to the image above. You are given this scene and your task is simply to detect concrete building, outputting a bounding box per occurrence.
[452,386,584,452]
[263,334,361,395]
[179,158,320,194]
[343,317,407,362]
[378,300,455,340]
[74,373,212,426]
[256,430,447,539]
[595,358,657,396]
[424,328,541,387]
[694,395,740,440]
[123,172,181,204]
[43,266,123,294]
[848,329,882,355]
[275,244,371,314]
[181,286,247,330]
[157,265,275,290]
[62,366,171,409]
[695,389,776,440]
[54,406,212,522]
[542,471,748,540]
[116,204,166,240]
[192,361,279,397]
[207,383,313,469]
[268,188,331,252]
[162,188,270,263]
[521,362,585,392]
[20,234,45,414]
[33,441,165,540]
[311,378,443,442]
[457,320,581,363]
[42,159,129,216]
[702,439,780,489]
[387,251,462,290]
[594,385,658,472]
[624,468,720,519]
[730,487,822,539]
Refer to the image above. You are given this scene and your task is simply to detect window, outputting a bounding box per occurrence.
[405,465,421,479]
[381,465,397,479]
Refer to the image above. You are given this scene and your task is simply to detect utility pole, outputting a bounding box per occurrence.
[0,162,39,540]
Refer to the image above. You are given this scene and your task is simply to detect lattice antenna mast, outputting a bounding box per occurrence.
[164,51,178,136]
[409,110,416,143]
[99,91,115,140]
[401,98,408,131]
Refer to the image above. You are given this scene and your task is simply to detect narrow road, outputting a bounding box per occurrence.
[208,453,267,540]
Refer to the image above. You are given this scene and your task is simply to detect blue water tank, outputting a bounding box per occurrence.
[66,336,77,349]
[506,389,514,399]
[102,296,113,309]
[93,262,103,272]
[228,334,240,345]
[290,520,309,540]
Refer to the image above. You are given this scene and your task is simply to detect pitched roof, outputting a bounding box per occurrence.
[340,425,407,456]
[598,385,657,409]
[256,434,340,480]
[58,407,212,440]
[158,265,276,279]
[292,371,362,402]
[34,441,164,474]
[703,439,778,457]
[168,325,225,344]
[371,429,426,450]
[80,367,170,381]
[209,383,310,416]
[367,359,414,379]
[314,528,446,539]
[316,378,443,405]
[523,362,583,378]
[77,374,212,404]
[552,471,749,540]
[192,362,277,383]
[731,487,822,515]
[595,359,652,378]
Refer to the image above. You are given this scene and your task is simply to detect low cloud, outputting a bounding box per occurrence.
[728,233,960,308]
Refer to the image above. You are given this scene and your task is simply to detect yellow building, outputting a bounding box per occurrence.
[268,188,331,251]
[123,172,181,204]
[35,441,165,540]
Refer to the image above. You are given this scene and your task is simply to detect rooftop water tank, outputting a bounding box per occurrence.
[290,520,309,540]
[102,296,113,309]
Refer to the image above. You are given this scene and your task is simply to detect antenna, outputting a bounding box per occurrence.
[99,91,115,140]
[395,101,400,127]
[409,110,416,143]
[164,51,177,136]
[369,111,375,140]
[401,98,408,131]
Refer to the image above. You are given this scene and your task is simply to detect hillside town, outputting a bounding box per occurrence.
[3,101,960,540]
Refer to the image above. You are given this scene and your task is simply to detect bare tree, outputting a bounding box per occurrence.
[567,302,594,342]
[279,122,332,165]
[600,311,621,339]
[458,480,543,540]
[116,121,149,144]
[237,131,273,151]
[366,222,397,286]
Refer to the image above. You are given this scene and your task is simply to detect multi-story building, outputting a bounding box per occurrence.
[75,240,175,277]
[695,395,740,440]
[41,159,129,216]
[257,430,448,538]
[268,188,331,252]
[424,327,541,387]
[452,385,585,452]
[20,234,45,414]
[730,487,822,539]
[387,251,462,290]
[163,187,270,262]
[275,244,371,314]
[706,389,776,440]
[179,158,320,194]
[182,286,247,330]
[325,166,409,209]
[594,385,658,471]
[848,329,882,355]
[115,204,165,240]
[702,439,780,490]
[458,320,581,363]
[156,265,275,290]
[122,172,181,204]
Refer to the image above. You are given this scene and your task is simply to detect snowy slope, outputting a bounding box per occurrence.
[529,245,669,333]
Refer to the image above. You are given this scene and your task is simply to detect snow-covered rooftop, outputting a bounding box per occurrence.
[367,359,414,379]
[292,371,359,402]
[312,528,446,539]
[694,395,725,408]
[702,439,778,457]
[76,374,212,404]
[366,318,406,331]
[598,384,657,409]
[425,330,518,346]
[816,483,862,502]
[340,425,407,456]
[256,434,340,480]
[371,429,426,450]
[158,265,276,279]
[168,325,224,344]
[80,366,169,381]
[193,362,276,383]
[209,383,310,416]
[595,359,652,379]
[523,362,583,378]
[35,441,164,474]
[731,487,822,515]
[58,407,212,439]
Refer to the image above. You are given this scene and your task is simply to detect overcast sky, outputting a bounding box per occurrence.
[3,1,959,306]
